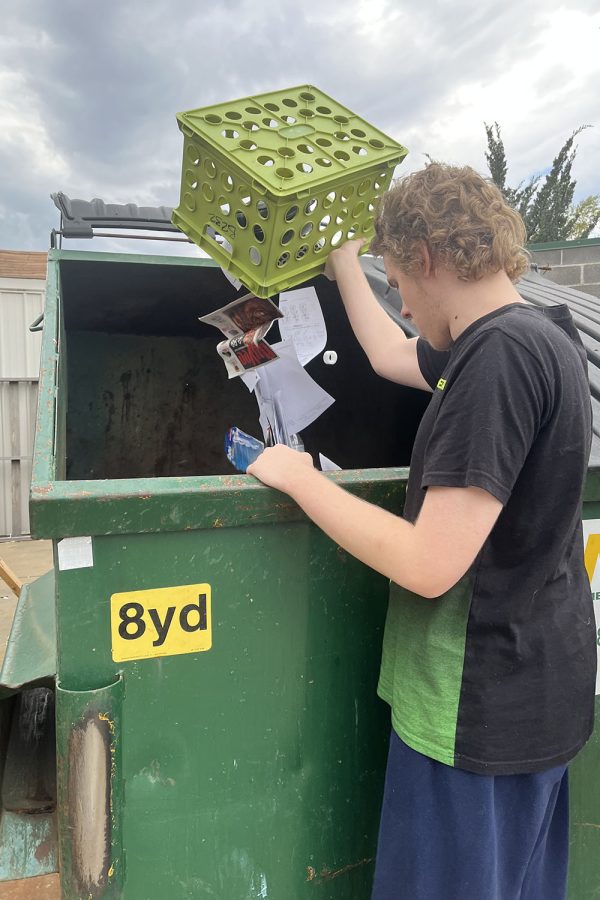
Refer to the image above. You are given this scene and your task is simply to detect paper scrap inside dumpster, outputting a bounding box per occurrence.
[217,327,278,378]
[254,340,334,437]
[220,266,243,292]
[319,453,341,472]
[278,287,327,365]
[199,293,283,377]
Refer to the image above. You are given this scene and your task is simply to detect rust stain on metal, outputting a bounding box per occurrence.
[34,485,54,495]
[213,518,224,528]
[34,835,55,861]
[98,711,115,734]
[306,858,373,883]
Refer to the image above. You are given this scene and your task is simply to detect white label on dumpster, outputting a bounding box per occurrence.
[57,536,94,571]
[581,520,600,694]
[110,583,212,662]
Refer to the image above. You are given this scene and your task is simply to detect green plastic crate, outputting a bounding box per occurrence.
[172,85,408,297]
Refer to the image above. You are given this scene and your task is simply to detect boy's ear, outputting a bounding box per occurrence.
[419,242,433,278]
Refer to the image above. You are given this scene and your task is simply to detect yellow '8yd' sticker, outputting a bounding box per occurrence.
[110,583,212,662]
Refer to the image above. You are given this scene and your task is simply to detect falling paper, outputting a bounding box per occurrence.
[254,341,334,439]
[319,453,341,472]
[278,287,327,366]
[240,370,260,392]
[220,267,243,291]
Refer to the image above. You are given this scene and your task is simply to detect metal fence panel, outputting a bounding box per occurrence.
[0,281,45,537]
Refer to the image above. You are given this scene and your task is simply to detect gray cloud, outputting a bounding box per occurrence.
[1,0,598,250]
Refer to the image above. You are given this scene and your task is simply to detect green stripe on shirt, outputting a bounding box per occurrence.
[377,576,473,767]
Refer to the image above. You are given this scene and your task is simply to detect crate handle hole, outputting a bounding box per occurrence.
[205,225,233,255]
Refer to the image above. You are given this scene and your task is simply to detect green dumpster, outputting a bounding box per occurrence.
[11,248,599,898]
[28,248,431,899]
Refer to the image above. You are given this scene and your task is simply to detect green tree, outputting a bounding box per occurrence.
[567,195,600,240]
[484,123,600,242]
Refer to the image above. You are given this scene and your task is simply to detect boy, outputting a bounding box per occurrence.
[248,164,596,900]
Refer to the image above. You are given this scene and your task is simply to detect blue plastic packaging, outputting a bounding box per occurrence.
[224,426,265,472]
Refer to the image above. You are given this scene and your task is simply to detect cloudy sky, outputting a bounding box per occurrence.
[1,0,599,254]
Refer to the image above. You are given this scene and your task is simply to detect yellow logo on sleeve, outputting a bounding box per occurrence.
[437,378,447,391]
[111,583,212,662]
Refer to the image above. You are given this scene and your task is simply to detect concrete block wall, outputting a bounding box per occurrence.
[528,238,600,299]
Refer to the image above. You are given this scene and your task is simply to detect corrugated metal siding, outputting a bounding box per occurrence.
[0,279,45,537]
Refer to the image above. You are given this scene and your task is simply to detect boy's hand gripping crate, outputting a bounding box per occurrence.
[173,85,408,298]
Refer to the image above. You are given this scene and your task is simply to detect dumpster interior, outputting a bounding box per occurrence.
[60,257,431,480]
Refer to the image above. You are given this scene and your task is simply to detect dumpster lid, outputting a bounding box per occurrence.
[51,192,179,239]
[0,570,56,697]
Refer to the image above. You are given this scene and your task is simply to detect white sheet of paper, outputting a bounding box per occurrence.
[57,536,94,571]
[220,267,243,291]
[581,519,600,695]
[255,341,334,436]
[278,288,327,366]
[319,453,341,472]
[240,371,260,392]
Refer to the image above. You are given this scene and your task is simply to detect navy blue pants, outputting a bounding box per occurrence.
[372,730,569,900]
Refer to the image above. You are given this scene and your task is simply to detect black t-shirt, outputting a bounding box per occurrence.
[377,302,597,774]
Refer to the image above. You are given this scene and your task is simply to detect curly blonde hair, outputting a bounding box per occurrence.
[370,163,529,282]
